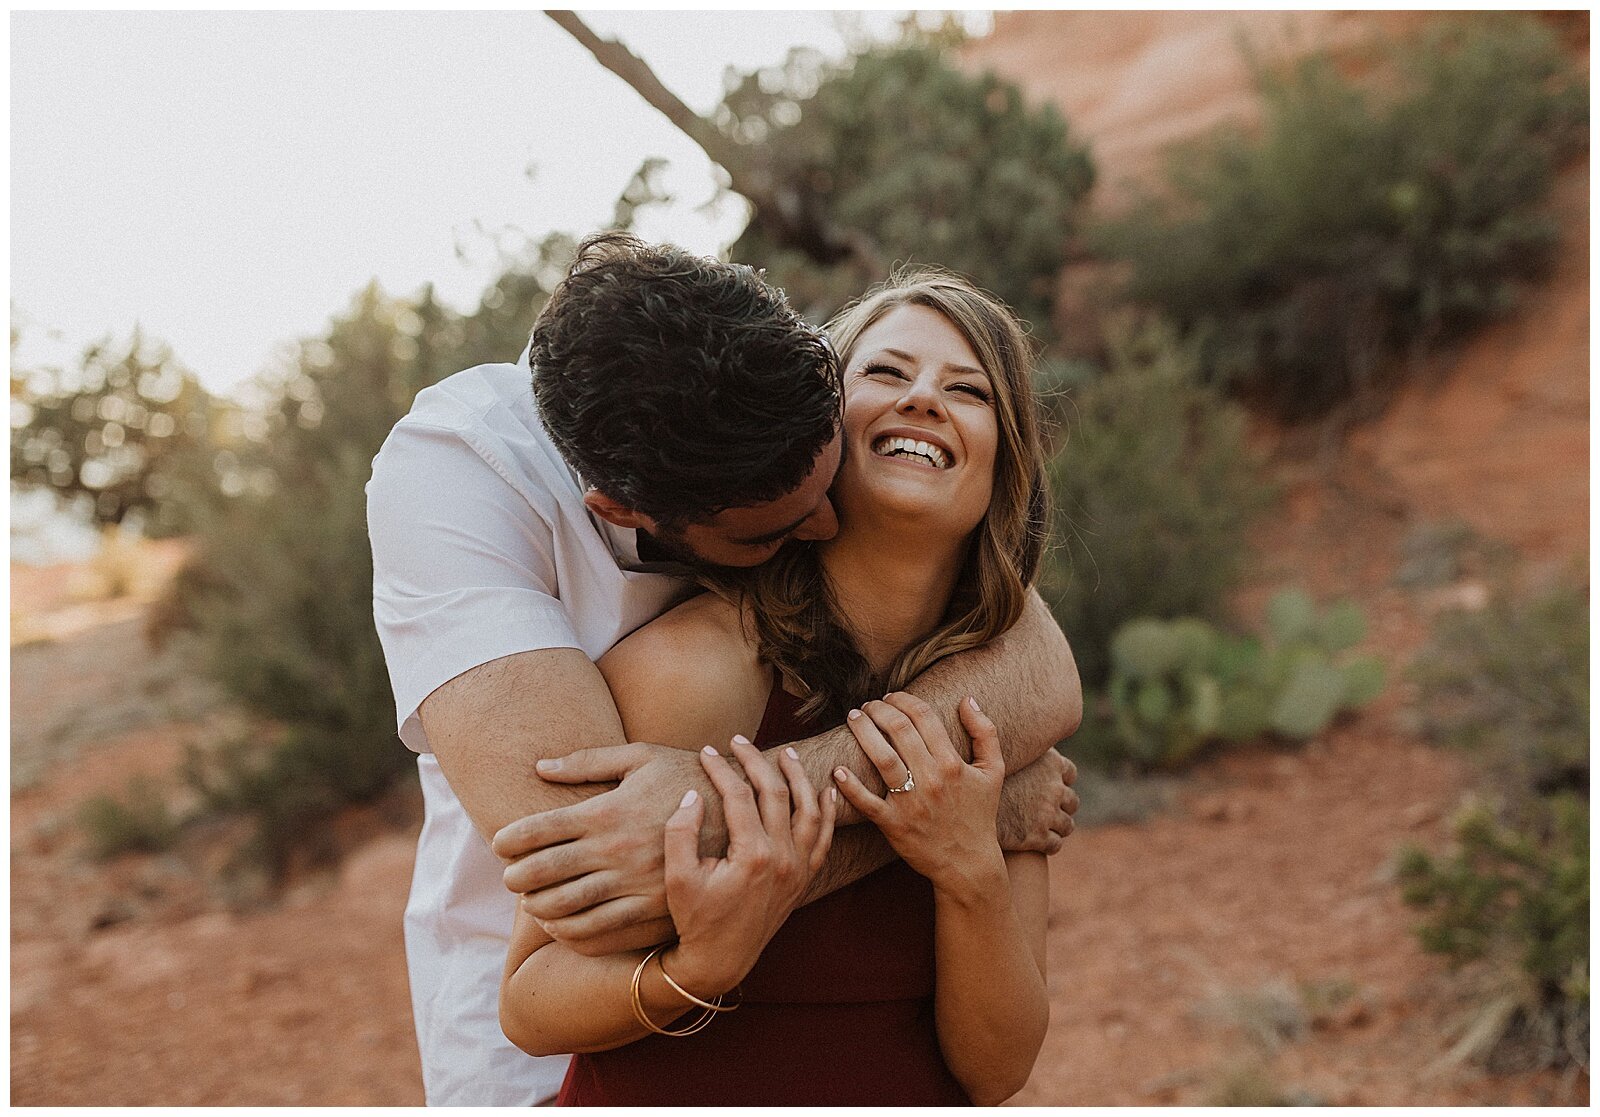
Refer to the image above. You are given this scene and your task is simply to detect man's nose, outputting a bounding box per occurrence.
[792,497,839,542]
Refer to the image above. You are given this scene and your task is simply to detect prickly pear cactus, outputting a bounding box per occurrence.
[1108,617,1224,766]
[1105,590,1386,767]
[1270,658,1351,738]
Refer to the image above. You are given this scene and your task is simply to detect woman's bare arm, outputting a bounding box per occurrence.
[829,693,1050,1105]
[931,852,1049,1104]
[500,914,689,1056]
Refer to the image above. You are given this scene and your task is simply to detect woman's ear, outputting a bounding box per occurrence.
[583,488,653,532]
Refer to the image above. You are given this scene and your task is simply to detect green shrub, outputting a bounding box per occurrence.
[180,727,400,877]
[1399,580,1589,1070]
[718,25,1095,331]
[1039,318,1274,686]
[1411,580,1588,815]
[1103,590,1384,769]
[1093,16,1588,420]
[1397,795,1588,1071]
[78,776,180,858]
[159,245,571,878]
[11,331,228,534]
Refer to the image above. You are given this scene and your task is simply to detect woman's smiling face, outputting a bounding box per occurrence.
[833,302,999,537]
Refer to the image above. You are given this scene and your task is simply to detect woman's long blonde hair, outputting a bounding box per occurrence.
[707,268,1050,721]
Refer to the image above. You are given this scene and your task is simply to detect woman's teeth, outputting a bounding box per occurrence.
[872,435,949,469]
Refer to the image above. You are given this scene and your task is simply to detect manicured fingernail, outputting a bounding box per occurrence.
[830,787,839,802]
[833,767,848,781]
[680,789,697,807]
[536,758,561,772]
[848,709,862,720]
[969,696,982,712]
[702,745,718,755]
[785,747,799,760]
[732,734,750,746]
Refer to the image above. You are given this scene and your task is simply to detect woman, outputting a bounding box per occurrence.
[499,270,1056,1105]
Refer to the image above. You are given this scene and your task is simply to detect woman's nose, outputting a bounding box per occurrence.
[897,375,945,418]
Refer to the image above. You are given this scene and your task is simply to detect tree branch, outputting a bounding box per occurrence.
[545,10,744,173]
[545,10,882,274]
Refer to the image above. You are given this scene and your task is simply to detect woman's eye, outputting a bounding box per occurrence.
[951,383,992,401]
[863,363,907,380]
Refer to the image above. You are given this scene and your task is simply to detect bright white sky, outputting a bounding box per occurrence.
[12,10,990,395]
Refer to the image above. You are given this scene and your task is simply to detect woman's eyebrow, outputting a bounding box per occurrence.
[863,347,988,379]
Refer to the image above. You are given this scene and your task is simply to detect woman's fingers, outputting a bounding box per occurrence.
[959,695,1005,776]
[880,692,954,766]
[731,736,792,847]
[663,788,705,891]
[775,746,820,849]
[831,765,887,824]
[860,698,936,774]
[698,746,762,857]
[809,785,838,875]
[845,706,913,790]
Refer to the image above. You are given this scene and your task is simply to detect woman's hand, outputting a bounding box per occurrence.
[661,738,836,997]
[832,693,1008,898]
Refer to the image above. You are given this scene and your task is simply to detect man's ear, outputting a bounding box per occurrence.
[583,488,654,532]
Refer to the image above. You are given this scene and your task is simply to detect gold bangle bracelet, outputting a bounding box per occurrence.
[658,956,740,1013]
[630,946,717,1038]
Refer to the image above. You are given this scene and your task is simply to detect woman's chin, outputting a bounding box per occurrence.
[841,482,984,539]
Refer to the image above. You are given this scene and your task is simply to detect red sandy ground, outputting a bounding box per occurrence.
[11,15,1588,1104]
[8,548,1585,1105]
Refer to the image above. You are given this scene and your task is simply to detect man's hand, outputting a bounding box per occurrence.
[996,748,1079,855]
[491,742,720,956]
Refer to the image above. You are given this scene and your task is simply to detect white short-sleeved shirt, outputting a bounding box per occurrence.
[366,358,690,1105]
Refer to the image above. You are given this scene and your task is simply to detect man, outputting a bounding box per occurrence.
[367,233,1081,1105]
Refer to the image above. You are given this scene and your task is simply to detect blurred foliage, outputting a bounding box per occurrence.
[1398,580,1589,1072]
[11,331,229,535]
[1038,318,1274,686]
[1410,580,1588,808]
[1207,1063,1322,1107]
[714,20,1094,332]
[1105,590,1385,769]
[1398,796,1588,1073]
[1092,16,1588,420]
[155,236,576,876]
[1394,518,1497,589]
[78,776,180,859]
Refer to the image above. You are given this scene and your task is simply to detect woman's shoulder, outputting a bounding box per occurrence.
[598,592,770,748]
[601,591,753,677]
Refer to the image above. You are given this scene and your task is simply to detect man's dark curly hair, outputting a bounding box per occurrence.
[530,232,842,529]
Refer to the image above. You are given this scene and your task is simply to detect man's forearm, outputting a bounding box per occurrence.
[799,818,897,905]
[902,590,1081,768]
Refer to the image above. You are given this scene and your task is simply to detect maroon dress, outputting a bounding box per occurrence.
[556,682,971,1106]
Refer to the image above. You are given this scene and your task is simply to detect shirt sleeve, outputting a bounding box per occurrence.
[367,419,581,754]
